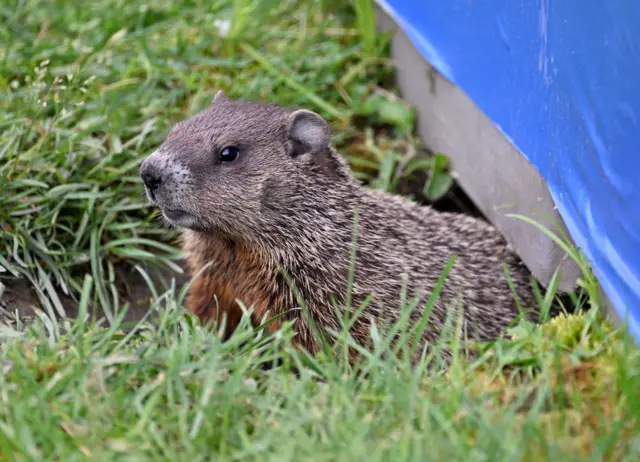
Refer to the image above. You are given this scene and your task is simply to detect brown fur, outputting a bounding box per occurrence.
[182,232,282,339]
[140,92,550,364]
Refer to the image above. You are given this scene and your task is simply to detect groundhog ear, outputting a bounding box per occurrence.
[287,109,330,157]
[212,90,227,105]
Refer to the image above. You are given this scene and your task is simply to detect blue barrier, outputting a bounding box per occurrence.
[377,0,640,342]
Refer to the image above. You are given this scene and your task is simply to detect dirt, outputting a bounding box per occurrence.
[0,262,190,328]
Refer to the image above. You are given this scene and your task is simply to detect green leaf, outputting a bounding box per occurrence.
[377,99,415,133]
[424,153,454,200]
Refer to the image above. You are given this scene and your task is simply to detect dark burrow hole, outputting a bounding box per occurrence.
[394,161,486,219]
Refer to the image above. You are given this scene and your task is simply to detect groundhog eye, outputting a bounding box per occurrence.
[218,146,240,163]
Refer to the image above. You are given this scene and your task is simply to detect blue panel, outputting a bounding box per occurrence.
[377,0,640,342]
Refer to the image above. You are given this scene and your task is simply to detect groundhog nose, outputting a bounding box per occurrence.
[140,162,163,193]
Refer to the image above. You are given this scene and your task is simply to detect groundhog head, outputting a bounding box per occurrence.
[140,91,350,235]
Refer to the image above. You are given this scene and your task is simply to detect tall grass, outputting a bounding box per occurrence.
[0,215,637,459]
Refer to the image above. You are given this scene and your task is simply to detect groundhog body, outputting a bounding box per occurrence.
[140,92,540,361]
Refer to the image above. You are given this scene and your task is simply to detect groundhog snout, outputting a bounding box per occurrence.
[140,157,164,200]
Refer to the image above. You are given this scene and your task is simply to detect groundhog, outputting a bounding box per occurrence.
[139,91,548,363]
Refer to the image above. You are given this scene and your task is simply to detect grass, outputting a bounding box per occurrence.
[0,0,437,315]
[0,0,638,459]
[0,266,638,460]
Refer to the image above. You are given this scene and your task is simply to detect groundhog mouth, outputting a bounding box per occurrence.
[162,208,197,227]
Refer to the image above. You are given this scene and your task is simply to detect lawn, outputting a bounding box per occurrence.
[1,0,639,460]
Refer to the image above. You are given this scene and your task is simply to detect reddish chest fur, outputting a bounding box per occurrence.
[182,235,279,339]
